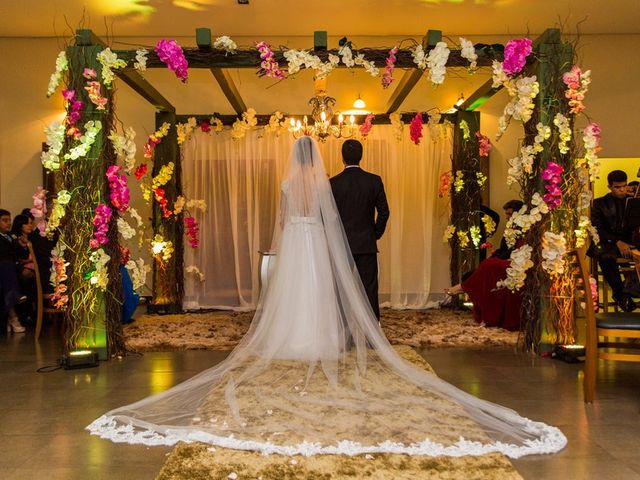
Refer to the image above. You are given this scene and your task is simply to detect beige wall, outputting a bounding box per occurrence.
[1,33,638,294]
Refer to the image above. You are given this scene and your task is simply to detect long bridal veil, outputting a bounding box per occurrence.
[87,136,566,458]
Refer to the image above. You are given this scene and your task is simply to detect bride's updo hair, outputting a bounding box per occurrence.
[295,136,315,166]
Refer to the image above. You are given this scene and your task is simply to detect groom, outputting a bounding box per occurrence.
[330,140,389,320]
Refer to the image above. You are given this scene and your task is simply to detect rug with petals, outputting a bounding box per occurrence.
[125,308,519,352]
[155,346,522,480]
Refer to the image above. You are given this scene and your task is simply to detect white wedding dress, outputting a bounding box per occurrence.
[87,136,567,458]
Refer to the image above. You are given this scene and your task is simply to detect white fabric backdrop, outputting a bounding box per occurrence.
[182,125,452,310]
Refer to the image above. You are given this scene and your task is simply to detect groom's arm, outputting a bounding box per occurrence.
[374,177,390,240]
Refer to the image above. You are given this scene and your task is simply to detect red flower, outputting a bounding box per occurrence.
[134,163,148,180]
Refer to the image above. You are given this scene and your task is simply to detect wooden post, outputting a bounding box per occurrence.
[61,34,125,358]
[520,33,574,353]
[449,110,482,302]
[150,111,184,313]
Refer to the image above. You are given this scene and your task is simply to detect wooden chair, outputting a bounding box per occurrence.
[596,256,638,312]
[27,243,64,340]
[572,247,640,403]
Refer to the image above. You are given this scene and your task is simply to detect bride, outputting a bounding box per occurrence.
[88,136,566,458]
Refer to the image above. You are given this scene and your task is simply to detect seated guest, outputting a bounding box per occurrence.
[0,209,26,333]
[591,170,637,312]
[11,214,38,324]
[444,199,525,331]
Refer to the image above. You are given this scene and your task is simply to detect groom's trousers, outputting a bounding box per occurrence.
[353,253,380,320]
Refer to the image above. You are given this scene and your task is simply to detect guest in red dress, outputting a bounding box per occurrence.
[444,200,524,331]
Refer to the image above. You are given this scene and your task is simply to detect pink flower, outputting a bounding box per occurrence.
[200,121,211,133]
[85,81,108,110]
[31,186,48,236]
[256,41,286,80]
[475,131,492,157]
[91,203,112,248]
[62,89,76,101]
[184,216,200,248]
[381,45,399,88]
[106,166,130,212]
[409,112,423,145]
[83,68,97,79]
[155,39,189,83]
[584,122,601,140]
[542,162,564,210]
[503,38,532,76]
[359,114,374,138]
[480,242,494,250]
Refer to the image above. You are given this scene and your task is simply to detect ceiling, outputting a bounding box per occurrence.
[3,0,637,115]
[1,0,639,38]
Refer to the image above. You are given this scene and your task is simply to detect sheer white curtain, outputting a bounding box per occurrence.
[182,125,452,310]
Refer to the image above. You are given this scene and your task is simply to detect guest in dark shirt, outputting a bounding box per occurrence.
[0,209,26,333]
[591,170,637,312]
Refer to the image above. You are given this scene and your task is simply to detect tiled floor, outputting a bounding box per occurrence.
[0,324,638,479]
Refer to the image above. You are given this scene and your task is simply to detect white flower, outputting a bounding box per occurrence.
[89,248,111,290]
[338,44,355,67]
[412,45,427,70]
[497,245,533,291]
[134,49,148,71]
[186,265,205,282]
[64,120,102,160]
[97,48,127,86]
[176,117,198,145]
[46,51,68,97]
[213,35,237,54]
[496,75,539,139]
[491,60,508,88]
[186,199,207,213]
[541,232,567,275]
[459,37,477,70]
[264,111,287,135]
[442,225,455,242]
[426,42,450,85]
[128,207,144,227]
[427,112,442,143]
[231,108,257,140]
[283,49,337,79]
[41,121,66,171]
[109,127,137,173]
[482,214,496,236]
[575,216,599,248]
[457,230,470,248]
[553,113,571,155]
[354,53,379,77]
[173,195,186,215]
[126,258,150,291]
[389,112,404,142]
[210,117,224,133]
[117,217,136,240]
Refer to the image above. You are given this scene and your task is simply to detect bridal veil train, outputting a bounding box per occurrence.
[87,136,566,458]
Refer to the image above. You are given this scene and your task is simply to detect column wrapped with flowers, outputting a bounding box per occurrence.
[496,33,598,351]
[42,38,126,357]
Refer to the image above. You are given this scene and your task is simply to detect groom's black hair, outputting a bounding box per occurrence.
[342,140,363,165]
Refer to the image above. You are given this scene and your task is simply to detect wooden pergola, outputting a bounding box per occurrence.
[62,26,569,357]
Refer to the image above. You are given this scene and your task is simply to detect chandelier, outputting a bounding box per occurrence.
[289,94,359,142]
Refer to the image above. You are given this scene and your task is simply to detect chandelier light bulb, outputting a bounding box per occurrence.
[353,95,366,109]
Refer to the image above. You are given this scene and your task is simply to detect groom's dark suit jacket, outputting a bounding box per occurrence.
[330,167,390,254]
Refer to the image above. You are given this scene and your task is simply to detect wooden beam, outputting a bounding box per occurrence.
[112,47,499,69]
[195,28,247,114]
[461,28,562,111]
[210,68,247,114]
[75,29,175,112]
[176,112,455,126]
[385,30,440,114]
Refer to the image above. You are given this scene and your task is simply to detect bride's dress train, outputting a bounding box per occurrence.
[87,137,566,458]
